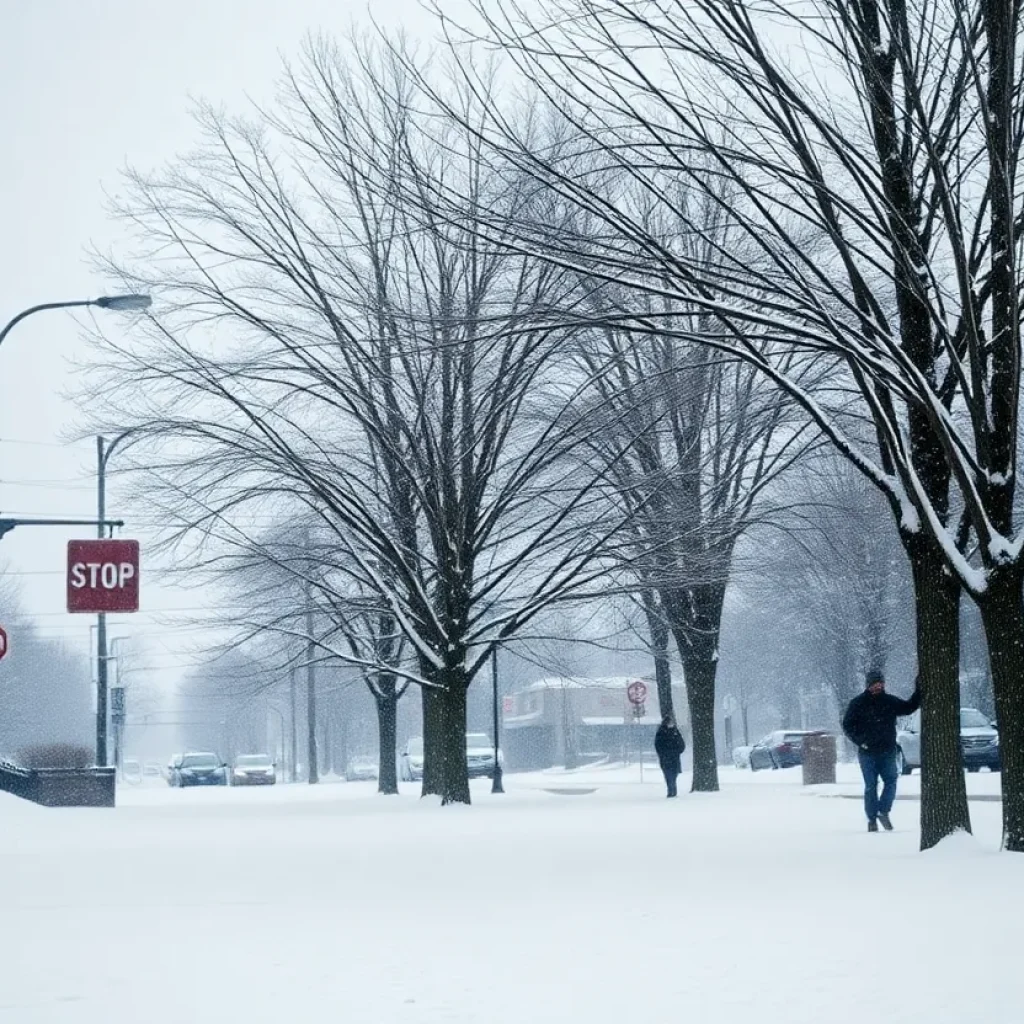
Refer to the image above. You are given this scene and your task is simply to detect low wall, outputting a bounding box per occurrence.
[0,761,116,807]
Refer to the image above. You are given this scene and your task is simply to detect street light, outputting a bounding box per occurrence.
[491,645,505,794]
[92,295,152,312]
[94,429,138,768]
[0,293,151,348]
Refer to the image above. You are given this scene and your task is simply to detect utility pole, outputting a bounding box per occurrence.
[491,645,505,793]
[305,530,319,785]
[289,665,298,783]
[96,436,109,767]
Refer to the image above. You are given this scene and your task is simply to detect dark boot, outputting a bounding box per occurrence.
[878,812,893,831]
[867,819,879,833]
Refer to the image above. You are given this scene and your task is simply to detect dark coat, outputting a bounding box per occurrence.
[655,724,686,772]
[842,688,921,755]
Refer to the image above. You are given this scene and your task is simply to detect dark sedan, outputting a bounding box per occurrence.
[171,752,229,787]
[748,731,816,771]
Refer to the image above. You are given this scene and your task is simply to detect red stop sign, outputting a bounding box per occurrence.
[627,680,648,706]
[67,540,140,614]
[0,625,8,661]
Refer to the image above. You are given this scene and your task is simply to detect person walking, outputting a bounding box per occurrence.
[654,715,686,798]
[842,669,921,832]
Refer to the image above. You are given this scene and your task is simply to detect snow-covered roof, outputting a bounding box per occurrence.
[523,675,655,692]
[581,715,660,726]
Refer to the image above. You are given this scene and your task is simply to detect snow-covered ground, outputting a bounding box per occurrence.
[1,766,1019,1023]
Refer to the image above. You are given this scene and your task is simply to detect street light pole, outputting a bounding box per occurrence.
[0,294,151,350]
[289,665,298,783]
[96,436,110,767]
[94,428,137,767]
[108,636,129,777]
[491,645,505,794]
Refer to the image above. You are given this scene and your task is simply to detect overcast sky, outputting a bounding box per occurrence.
[0,0,436,692]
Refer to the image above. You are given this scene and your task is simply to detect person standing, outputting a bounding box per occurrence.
[654,715,686,798]
[842,669,921,832]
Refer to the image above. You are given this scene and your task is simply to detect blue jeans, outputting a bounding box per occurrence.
[859,751,899,821]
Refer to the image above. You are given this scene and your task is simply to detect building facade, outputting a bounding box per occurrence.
[502,676,689,772]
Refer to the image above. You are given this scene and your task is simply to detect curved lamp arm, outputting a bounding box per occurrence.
[0,294,151,350]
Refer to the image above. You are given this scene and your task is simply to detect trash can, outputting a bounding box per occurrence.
[802,732,837,785]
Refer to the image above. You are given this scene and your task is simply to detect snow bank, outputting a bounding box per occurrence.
[0,771,1018,1023]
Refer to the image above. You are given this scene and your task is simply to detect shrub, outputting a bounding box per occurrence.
[15,743,94,769]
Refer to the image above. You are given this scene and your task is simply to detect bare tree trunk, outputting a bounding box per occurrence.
[642,591,674,720]
[977,567,1024,851]
[909,539,970,849]
[420,683,444,798]
[306,663,318,785]
[439,668,470,805]
[669,580,727,792]
[376,691,399,796]
[321,718,332,777]
[682,655,719,792]
[305,565,319,785]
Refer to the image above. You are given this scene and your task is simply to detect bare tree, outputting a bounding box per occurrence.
[748,455,915,717]
[202,521,414,794]
[423,0,1024,848]
[570,273,817,790]
[0,574,93,755]
[86,39,632,805]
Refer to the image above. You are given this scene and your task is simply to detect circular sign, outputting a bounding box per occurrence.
[0,625,8,661]
[626,680,648,706]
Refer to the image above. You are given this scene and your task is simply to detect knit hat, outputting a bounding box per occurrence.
[865,669,885,689]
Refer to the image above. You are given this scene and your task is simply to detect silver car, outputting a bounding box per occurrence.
[345,756,378,782]
[398,734,503,781]
[897,707,1000,774]
[465,733,501,779]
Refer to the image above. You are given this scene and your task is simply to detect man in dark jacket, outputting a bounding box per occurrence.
[842,669,921,832]
[654,715,686,798]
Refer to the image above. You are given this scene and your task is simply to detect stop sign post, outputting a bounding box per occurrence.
[627,680,648,706]
[67,540,140,614]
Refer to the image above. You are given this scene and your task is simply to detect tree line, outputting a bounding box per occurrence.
[86,2,1024,851]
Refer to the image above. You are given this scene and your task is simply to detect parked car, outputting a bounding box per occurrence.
[897,707,1000,775]
[732,745,753,769]
[345,756,378,782]
[170,752,228,788]
[120,759,143,784]
[399,737,424,782]
[232,753,276,786]
[466,733,502,779]
[748,730,817,771]
[399,734,504,781]
[165,753,183,785]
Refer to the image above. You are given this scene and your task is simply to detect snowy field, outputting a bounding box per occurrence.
[1,766,1020,1024]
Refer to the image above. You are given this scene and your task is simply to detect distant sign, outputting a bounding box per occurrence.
[626,680,648,706]
[67,540,140,614]
[0,625,7,661]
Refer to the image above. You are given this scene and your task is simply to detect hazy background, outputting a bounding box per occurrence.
[0,0,437,702]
